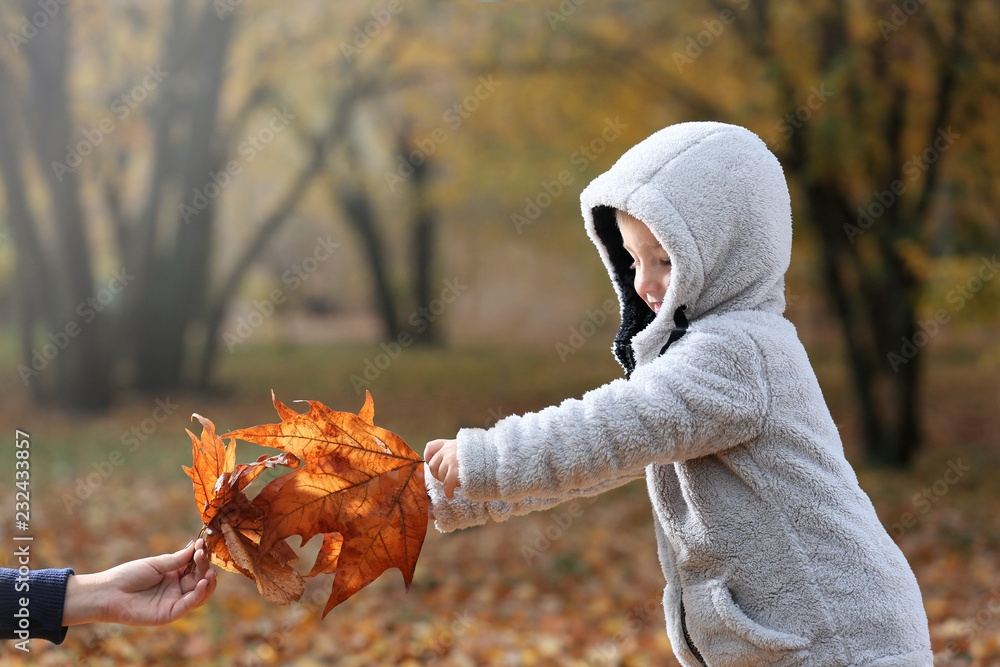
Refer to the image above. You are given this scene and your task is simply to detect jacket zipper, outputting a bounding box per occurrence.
[679,598,707,665]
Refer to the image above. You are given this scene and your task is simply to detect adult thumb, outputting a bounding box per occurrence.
[152,540,197,573]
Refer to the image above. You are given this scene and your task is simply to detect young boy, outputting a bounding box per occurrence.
[425,121,932,666]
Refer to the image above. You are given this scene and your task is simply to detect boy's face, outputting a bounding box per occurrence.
[618,212,672,314]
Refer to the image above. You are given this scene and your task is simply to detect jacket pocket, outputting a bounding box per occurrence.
[707,579,808,651]
[685,578,809,666]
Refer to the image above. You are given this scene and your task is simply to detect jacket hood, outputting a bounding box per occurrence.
[580,121,792,373]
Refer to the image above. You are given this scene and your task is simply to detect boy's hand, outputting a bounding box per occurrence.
[425,439,461,500]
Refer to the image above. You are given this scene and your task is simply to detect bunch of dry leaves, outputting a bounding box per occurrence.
[183,391,427,617]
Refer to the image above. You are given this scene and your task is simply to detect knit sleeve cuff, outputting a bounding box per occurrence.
[455,427,502,502]
[425,463,489,533]
[30,568,74,644]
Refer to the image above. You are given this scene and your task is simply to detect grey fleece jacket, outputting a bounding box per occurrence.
[427,121,932,666]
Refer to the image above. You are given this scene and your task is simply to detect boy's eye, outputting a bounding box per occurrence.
[629,260,638,270]
[660,259,672,267]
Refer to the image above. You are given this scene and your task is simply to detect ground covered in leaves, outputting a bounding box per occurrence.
[1,340,998,666]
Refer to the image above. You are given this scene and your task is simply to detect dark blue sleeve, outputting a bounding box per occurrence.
[1,567,74,644]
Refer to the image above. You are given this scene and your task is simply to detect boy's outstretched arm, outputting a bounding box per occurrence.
[438,327,769,506]
[424,460,646,533]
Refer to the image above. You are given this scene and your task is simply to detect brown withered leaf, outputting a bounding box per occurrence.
[183,414,304,604]
[222,391,428,617]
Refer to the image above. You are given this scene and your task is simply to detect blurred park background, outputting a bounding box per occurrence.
[1,0,998,664]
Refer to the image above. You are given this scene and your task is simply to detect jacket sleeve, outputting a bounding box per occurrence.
[456,327,769,503]
[1,567,73,644]
[426,462,646,533]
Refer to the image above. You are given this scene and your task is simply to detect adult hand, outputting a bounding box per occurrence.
[63,538,217,627]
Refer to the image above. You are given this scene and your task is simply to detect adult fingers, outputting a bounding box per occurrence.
[192,539,211,577]
[169,578,210,623]
[150,540,197,575]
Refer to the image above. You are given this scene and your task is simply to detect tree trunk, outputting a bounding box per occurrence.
[19,0,111,410]
[410,209,438,344]
[404,131,439,345]
[806,183,922,467]
[334,184,402,340]
[0,60,55,405]
[132,5,236,393]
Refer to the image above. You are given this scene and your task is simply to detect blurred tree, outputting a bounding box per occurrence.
[197,10,447,386]
[331,118,441,345]
[0,1,111,409]
[0,1,335,406]
[0,1,446,404]
[399,121,441,345]
[327,142,403,341]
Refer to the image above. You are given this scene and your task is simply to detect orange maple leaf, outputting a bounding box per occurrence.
[221,391,428,617]
[183,414,304,604]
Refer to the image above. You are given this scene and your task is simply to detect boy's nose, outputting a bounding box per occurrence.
[636,269,658,294]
